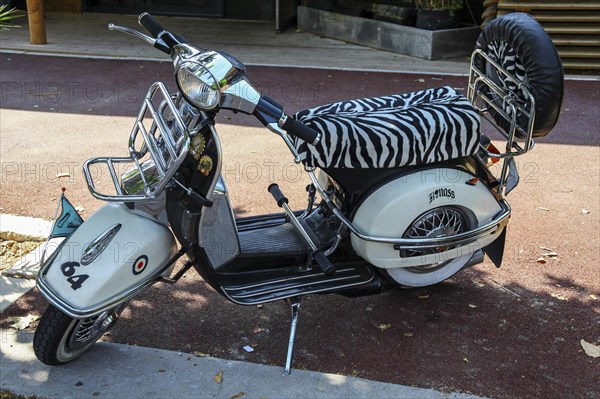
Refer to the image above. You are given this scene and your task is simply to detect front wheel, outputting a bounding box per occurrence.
[33,304,124,365]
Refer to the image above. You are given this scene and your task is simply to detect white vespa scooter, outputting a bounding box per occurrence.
[34,12,563,373]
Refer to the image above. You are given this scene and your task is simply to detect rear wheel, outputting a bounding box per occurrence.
[385,206,474,287]
[33,304,124,365]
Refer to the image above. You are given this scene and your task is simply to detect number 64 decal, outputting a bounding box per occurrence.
[60,261,89,290]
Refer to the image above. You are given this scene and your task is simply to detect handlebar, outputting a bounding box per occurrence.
[117,13,321,146]
[268,183,289,207]
[135,12,185,53]
[138,12,165,38]
[254,96,321,146]
[280,115,320,146]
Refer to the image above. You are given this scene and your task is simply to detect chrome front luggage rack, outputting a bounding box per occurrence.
[83,82,192,202]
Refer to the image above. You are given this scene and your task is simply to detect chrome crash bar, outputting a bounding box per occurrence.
[307,170,510,251]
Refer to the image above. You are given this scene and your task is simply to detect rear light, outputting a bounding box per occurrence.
[486,142,501,165]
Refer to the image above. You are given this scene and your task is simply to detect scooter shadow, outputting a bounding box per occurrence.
[103,262,598,398]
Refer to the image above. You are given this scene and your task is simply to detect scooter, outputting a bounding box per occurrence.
[33,12,564,373]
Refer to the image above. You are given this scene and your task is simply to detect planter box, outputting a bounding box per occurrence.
[298,6,480,60]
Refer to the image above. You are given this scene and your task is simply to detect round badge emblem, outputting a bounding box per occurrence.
[132,255,148,275]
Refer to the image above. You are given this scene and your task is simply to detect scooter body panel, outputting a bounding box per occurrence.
[351,168,504,268]
[199,176,240,270]
[37,203,177,318]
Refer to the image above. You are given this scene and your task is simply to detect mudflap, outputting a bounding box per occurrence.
[483,227,507,268]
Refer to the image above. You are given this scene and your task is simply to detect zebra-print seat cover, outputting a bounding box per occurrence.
[293,86,480,169]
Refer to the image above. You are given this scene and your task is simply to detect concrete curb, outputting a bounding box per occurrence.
[0,330,484,399]
[2,238,63,280]
[1,214,55,315]
[1,48,597,81]
[0,48,471,77]
[2,242,47,279]
[0,214,52,242]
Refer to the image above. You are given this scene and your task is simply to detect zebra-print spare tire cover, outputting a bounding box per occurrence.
[293,86,480,169]
[475,12,564,137]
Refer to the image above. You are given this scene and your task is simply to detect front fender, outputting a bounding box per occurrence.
[37,203,176,318]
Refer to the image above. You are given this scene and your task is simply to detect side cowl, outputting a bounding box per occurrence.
[37,203,176,318]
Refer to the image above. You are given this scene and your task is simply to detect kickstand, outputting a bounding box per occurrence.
[283,296,302,375]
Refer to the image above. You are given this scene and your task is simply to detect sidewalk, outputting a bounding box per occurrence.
[1,12,594,79]
[0,11,471,75]
[1,330,482,399]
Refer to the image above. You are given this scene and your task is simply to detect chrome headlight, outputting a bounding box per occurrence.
[176,61,220,110]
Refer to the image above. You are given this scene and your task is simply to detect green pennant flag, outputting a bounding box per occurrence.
[49,192,83,239]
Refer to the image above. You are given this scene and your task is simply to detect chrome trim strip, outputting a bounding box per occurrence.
[223,267,359,290]
[220,272,374,306]
[204,122,224,201]
[37,272,161,319]
[197,122,226,248]
[229,274,360,299]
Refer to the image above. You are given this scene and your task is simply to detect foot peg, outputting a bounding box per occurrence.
[313,249,336,276]
[268,184,336,275]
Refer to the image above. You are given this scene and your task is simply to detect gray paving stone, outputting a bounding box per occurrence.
[0,277,36,312]
[0,330,485,399]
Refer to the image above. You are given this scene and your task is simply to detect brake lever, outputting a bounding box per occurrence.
[108,23,155,45]
[109,23,172,54]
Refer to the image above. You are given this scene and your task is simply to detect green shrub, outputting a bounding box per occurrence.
[0,5,25,31]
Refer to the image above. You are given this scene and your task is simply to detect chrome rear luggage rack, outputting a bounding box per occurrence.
[468,49,537,159]
[83,82,192,202]
[468,50,538,196]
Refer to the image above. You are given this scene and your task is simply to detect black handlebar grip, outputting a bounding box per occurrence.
[281,117,320,146]
[314,250,336,276]
[268,183,288,207]
[138,12,165,38]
